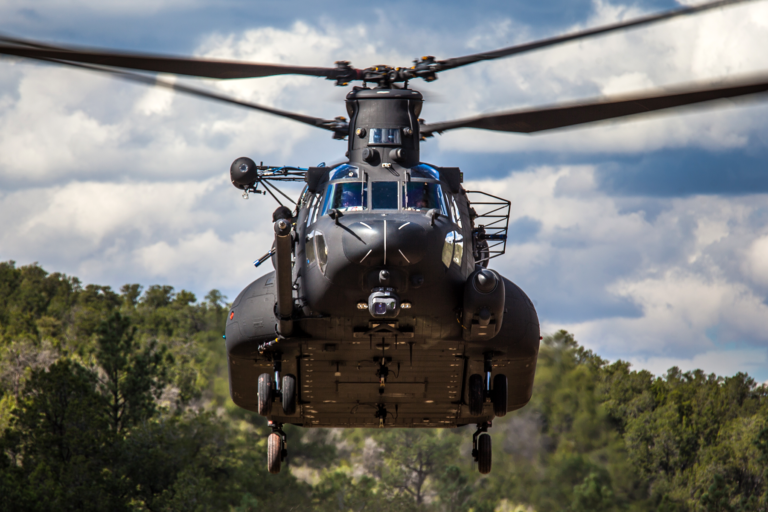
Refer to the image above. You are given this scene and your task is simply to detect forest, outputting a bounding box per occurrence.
[0,260,766,511]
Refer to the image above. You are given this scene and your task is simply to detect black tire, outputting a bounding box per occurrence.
[468,374,484,415]
[267,432,282,474]
[477,433,492,474]
[492,374,508,417]
[258,373,273,416]
[282,374,296,415]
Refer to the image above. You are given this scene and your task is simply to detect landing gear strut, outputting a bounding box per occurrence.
[472,421,492,474]
[257,352,297,416]
[267,421,287,474]
[468,353,508,417]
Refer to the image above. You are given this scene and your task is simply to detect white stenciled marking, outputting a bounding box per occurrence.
[360,249,373,263]
[399,249,411,264]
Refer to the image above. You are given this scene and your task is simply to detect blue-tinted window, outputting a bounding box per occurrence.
[329,164,360,181]
[372,182,399,210]
[369,128,401,145]
[403,182,446,214]
[322,182,368,214]
[410,164,440,180]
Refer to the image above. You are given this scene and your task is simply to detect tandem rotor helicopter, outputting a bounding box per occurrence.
[3,0,768,475]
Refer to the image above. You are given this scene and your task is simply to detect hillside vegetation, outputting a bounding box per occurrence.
[0,261,766,511]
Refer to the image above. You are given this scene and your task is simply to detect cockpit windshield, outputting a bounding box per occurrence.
[372,182,399,210]
[403,182,447,213]
[329,164,360,181]
[369,128,401,145]
[322,182,368,214]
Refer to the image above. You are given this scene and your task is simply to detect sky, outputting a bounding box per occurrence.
[1,0,767,382]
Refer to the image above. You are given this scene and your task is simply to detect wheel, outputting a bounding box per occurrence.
[468,374,484,415]
[258,373,273,416]
[492,374,508,417]
[477,433,492,474]
[282,374,296,415]
[267,432,282,474]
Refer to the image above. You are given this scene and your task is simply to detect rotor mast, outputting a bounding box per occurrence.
[345,87,423,167]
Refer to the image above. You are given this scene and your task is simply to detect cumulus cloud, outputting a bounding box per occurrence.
[628,346,768,381]
[427,0,768,153]
[0,176,289,296]
[465,165,768,378]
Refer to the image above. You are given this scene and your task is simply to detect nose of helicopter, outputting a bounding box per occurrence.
[341,218,426,266]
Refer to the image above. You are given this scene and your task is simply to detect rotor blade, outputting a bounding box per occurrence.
[1,41,344,134]
[420,76,768,136]
[437,0,758,72]
[107,67,343,132]
[0,35,345,80]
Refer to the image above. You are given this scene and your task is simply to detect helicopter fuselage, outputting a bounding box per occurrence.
[224,87,540,429]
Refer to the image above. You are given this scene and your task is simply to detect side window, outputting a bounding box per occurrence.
[329,164,360,180]
[316,233,328,274]
[410,164,440,180]
[451,197,463,228]
[372,182,399,210]
[312,194,322,224]
[306,194,317,227]
[441,231,464,268]
[305,231,317,266]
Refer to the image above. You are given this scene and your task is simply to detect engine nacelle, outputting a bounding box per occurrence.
[230,157,259,190]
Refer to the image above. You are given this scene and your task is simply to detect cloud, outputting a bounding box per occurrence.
[0,176,291,297]
[425,0,768,153]
[627,346,768,382]
[744,236,768,286]
[466,165,768,376]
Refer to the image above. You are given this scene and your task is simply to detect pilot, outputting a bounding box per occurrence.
[409,189,428,209]
[340,190,357,209]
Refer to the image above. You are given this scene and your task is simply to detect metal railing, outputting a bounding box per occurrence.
[465,190,511,266]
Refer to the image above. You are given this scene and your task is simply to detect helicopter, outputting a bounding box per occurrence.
[2,0,768,476]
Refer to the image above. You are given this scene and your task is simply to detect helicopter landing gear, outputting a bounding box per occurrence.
[267,421,287,474]
[468,353,508,417]
[472,421,492,474]
[258,373,273,416]
[468,374,484,415]
[258,352,297,416]
[492,373,507,417]
[282,374,296,415]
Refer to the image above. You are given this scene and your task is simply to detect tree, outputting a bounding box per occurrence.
[4,359,125,512]
[374,429,457,505]
[95,312,169,432]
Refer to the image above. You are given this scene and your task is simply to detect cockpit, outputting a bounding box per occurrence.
[317,163,449,216]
